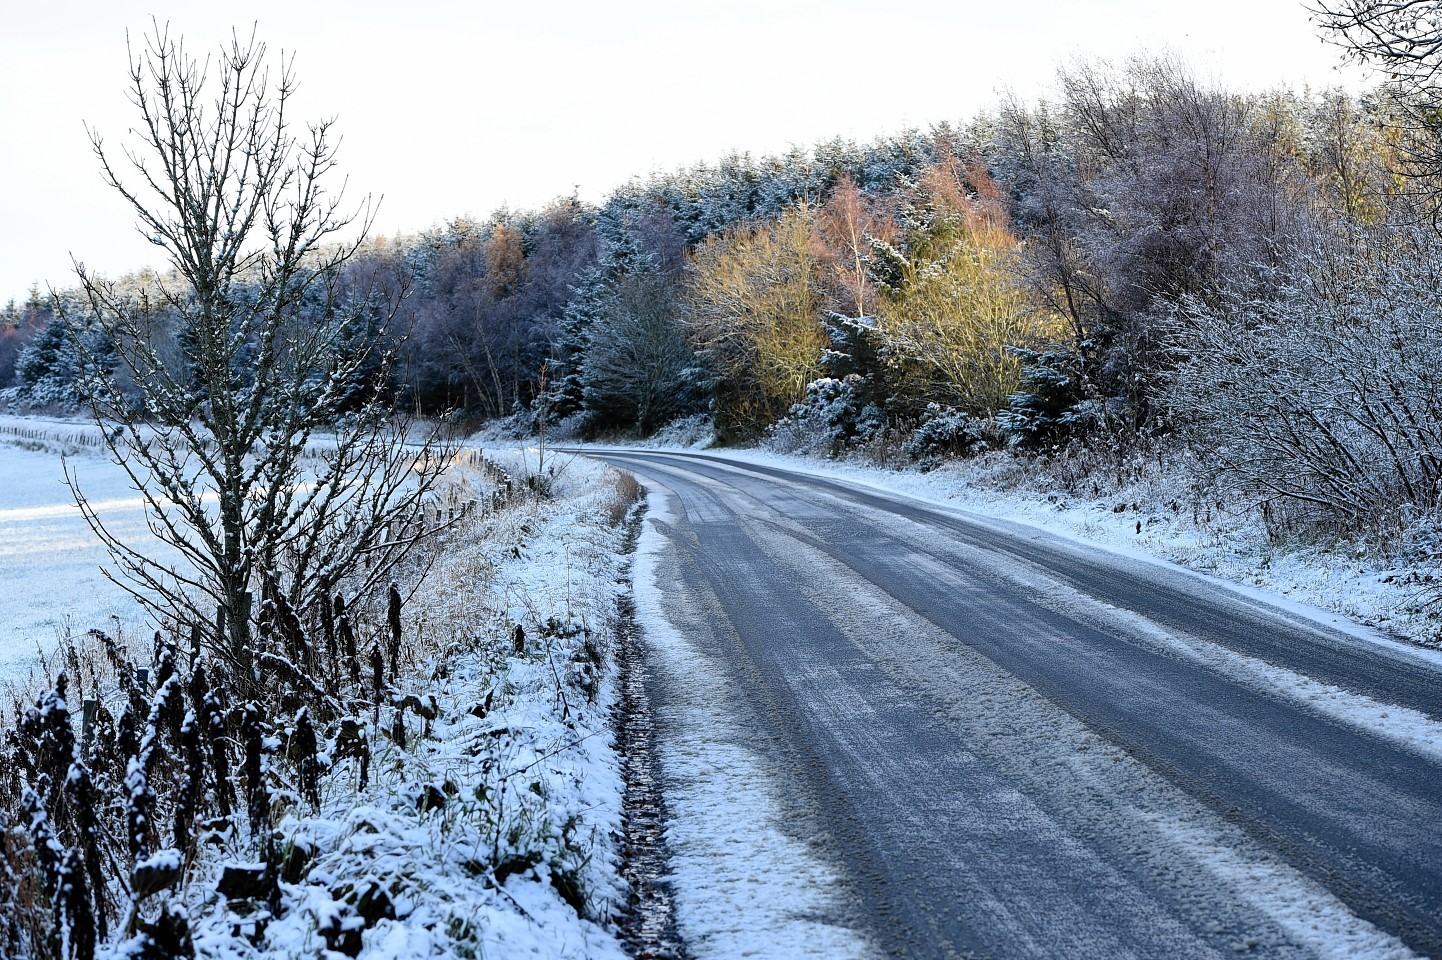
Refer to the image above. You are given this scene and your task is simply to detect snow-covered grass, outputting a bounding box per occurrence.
[177,451,640,960]
[0,414,646,960]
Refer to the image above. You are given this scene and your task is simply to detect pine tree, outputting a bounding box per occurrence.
[14,310,116,410]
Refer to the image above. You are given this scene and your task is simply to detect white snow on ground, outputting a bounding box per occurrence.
[176,451,637,960]
[1143,810,1415,960]
[0,426,155,687]
[629,479,881,960]
[0,417,640,958]
[0,413,449,687]
[1069,592,1442,764]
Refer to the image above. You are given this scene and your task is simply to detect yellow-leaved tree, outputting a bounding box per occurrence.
[882,160,1066,418]
[686,205,827,439]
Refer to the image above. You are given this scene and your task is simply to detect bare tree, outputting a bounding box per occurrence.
[993,58,1317,442]
[1313,1,1442,81]
[69,24,455,681]
[1313,1,1442,212]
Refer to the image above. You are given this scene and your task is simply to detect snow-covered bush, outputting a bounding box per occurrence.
[1000,344,1106,447]
[767,376,886,457]
[1167,228,1442,542]
[902,403,991,468]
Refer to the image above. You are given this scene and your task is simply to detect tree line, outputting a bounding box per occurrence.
[6,38,1442,543]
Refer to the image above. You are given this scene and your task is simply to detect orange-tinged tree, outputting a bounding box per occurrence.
[483,223,527,299]
[882,162,1067,418]
[814,174,896,319]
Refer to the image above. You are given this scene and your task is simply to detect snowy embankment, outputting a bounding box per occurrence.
[0,417,642,959]
[185,449,638,959]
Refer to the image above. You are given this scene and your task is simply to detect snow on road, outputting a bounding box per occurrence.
[720,447,1442,649]
[630,483,881,960]
[656,449,1442,765]
[603,448,1434,959]
[576,437,1441,652]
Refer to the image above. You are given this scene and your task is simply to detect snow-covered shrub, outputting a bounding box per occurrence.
[767,376,886,457]
[902,403,991,468]
[1168,228,1442,541]
[1001,344,1107,447]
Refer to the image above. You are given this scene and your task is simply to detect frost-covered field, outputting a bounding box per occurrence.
[0,417,157,687]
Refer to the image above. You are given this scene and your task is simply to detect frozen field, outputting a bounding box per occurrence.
[0,430,153,687]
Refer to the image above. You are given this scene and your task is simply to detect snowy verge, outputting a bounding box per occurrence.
[0,415,648,958]
[173,450,642,960]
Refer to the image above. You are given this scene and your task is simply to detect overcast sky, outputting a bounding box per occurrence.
[0,0,1367,304]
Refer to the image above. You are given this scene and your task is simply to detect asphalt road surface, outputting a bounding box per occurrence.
[583,449,1442,960]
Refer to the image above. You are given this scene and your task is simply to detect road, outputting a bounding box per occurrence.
[584,448,1442,960]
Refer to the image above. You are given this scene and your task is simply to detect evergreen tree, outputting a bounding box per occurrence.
[14,309,116,410]
[579,256,699,435]
[547,266,608,421]
[15,315,82,408]
[999,344,1103,447]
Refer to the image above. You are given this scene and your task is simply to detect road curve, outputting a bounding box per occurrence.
[583,448,1442,960]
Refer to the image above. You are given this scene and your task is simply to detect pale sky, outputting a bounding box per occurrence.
[0,0,1366,304]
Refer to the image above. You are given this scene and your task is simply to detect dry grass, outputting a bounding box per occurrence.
[604,469,645,526]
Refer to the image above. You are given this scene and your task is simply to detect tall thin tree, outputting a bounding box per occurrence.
[67,23,455,682]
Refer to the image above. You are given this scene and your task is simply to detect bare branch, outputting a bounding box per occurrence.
[72,24,452,696]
